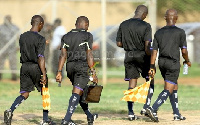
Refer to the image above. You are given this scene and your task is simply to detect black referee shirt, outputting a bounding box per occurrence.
[19,31,46,63]
[61,29,93,62]
[116,18,152,51]
[153,25,187,61]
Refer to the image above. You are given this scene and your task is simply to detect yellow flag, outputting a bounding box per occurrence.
[42,85,51,110]
[121,79,151,104]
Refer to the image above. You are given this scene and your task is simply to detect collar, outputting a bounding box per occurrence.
[30,31,38,34]
[71,28,86,32]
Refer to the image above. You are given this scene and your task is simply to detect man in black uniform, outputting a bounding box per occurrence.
[146,9,191,122]
[116,5,154,120]
[56,16,98,125]
[4,15,55,125]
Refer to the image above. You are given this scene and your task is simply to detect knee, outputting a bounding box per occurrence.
[73,87,83,96]
[21,92,29,99]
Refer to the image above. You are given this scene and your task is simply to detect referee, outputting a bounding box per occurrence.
[56,16,98,125]
[4,15,55,125]
[146,9,191,122]
[116,5,154,120]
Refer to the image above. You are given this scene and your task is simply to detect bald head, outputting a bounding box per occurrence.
[135,5,148,14]
[75,16,89,30]
[165,9,178,25]
[31,15,44,26]
[165,9,178,17]
[134,5,148,20]
[75,16,89,26]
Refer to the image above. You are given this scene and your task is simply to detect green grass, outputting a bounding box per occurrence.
[0,80,200,115]
[95,63,200,79]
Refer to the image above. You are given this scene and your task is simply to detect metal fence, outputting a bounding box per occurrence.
[0,0,199,81]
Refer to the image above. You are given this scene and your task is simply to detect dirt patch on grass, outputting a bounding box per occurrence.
[0,111,200,125]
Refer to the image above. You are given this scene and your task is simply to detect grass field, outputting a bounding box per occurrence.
[0,64,200,124]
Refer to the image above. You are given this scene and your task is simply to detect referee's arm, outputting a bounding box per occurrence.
[116,25,123,48]
[56,48,67,83]
[149,35,158,77]
[87,49,98,83]
[145,40,151,56]
[116,41,123,48]
[58,48,67,71]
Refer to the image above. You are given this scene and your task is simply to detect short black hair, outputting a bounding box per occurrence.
[31,15,44,26]
[135,5,148,15]
[75,16,89,25]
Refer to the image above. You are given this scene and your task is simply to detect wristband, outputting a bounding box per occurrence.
[150,64,155,69]
[57,70,62,72]
[184,60,190,63]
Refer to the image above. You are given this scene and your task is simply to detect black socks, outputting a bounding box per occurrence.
[152,89,170,111]
[143,79,154,109]
[79,100,93,118]
[64,93,80,122]
[10,95,25,112]
[169,90,180,115]
[127,87,134,115]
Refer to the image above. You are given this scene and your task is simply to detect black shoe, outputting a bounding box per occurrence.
[140,109,149,117]
[128,114,137,121]
[4,109,13,125]
[174,114,186,121]
[87,114,98,125]
[146,107,159,122]
[61,119,76,125]
[41,118,56,125]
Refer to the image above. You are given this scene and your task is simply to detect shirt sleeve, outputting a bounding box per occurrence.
[116,24,122,42]
[60,35,69,50]
[87,33,93,50]
[179,30,187,49]
[153,34,158,50]
[37,37,46,57]
[144,23,152,42]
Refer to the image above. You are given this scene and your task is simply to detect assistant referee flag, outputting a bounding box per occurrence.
[121,79,151,104]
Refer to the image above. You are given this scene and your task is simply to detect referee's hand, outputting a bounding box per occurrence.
[183,60,191,67]
[40,75,47,85]
[92,75,98,84]
[148,68,156,78]
[56,72,62,83]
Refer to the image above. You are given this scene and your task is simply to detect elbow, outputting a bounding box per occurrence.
[38,56,44,61]
[60,53,67,60]
[38,56,45,64]
[182,49,188,55]
[117,41,123,47]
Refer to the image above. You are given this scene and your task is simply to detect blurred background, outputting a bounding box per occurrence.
[0,0,200,83]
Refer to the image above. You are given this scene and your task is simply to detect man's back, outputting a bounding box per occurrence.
[19,31,45,63]
[117,18,151,51]
[153,26,186,61]
[61,29,93,63]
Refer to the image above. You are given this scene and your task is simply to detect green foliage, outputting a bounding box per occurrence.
[157,0,200,15]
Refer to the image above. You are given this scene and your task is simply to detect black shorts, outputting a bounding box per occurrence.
[66,62,90,90]
[158,58,180,84]
[124,50,150,80]
[20,63,42,93]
